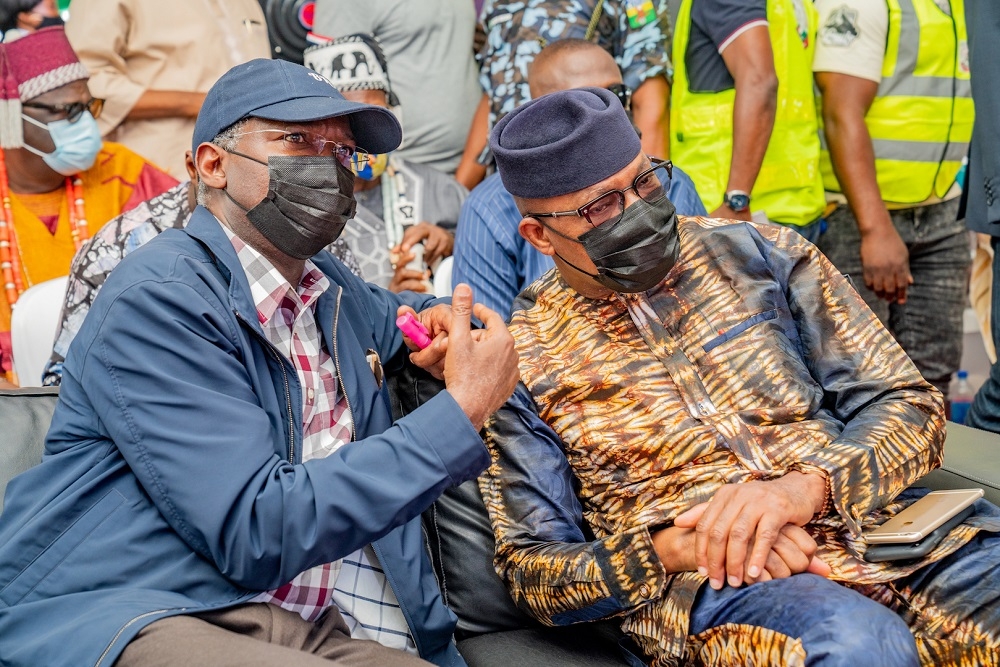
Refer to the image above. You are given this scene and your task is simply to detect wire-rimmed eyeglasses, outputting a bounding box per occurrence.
[232,129,371,168]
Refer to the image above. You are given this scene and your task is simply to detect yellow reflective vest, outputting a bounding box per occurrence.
[819,0,974,205]
[670,0,825,227]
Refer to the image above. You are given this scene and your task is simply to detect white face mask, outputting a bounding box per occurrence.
[21,111,102,176]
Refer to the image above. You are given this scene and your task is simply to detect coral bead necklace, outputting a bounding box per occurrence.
[0,150,89,306]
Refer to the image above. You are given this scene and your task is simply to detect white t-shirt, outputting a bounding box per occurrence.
[812,1,888,82]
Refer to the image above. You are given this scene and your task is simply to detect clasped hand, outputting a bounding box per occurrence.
[397,283,519,431]
[655,473,832,589]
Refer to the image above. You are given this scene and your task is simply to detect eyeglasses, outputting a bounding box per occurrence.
[21,97,104,123]
[606,83,632,111]
[525,158,672,228]
[233,129,370,168]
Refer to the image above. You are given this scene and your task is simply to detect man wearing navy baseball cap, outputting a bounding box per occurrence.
[478,87,1000,665]
[0,58,519,667]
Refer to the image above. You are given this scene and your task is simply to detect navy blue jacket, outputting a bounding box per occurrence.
[0,207,488,667]
[964,0,1000,233]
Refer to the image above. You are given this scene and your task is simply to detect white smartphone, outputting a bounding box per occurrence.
[865,488,983,544]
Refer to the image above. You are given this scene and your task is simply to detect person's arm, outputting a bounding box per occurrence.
[671,225,941,589]
[708,25,778,220]
[479,385,670,624]
[123,90,206,121]
[63,0,147,136]
[816,72,911,304]
[76,274,506,590]
[481,385,827,621]
[631,75,670,159]
[772,225,945,532]
[454,93,490,190]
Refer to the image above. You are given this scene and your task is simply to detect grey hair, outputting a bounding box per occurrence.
[195,118,251,206]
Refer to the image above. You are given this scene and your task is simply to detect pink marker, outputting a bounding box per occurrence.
[396,312,433,349]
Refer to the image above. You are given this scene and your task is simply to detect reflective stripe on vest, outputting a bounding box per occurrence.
[819,0,974,205]
[670,0,825,227]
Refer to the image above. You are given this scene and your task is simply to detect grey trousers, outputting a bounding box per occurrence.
[114,603,434,667]
[817,198,971,396]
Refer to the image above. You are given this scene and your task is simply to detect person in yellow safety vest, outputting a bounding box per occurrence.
[669,0,826,241]
[813,0,974,403]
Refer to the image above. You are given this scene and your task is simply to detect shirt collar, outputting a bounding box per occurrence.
[221,224,330,326]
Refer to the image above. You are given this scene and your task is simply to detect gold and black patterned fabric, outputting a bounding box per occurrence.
[481,216,1000,665]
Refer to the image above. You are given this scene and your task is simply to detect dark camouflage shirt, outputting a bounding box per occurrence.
[478,0,673,126]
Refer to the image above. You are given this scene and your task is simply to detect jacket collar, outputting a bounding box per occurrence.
[184,206,261,325]
[183,205,345,363]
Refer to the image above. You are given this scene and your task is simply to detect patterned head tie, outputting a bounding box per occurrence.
[0,26,88,148]
[303,32,400,107]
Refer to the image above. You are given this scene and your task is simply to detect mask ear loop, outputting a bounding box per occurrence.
[18,114,55,158]
[527,215,605,280]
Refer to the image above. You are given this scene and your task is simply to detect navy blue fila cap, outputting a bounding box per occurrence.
[192,58,402,154]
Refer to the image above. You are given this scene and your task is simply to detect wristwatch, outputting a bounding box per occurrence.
[723,190,751,213]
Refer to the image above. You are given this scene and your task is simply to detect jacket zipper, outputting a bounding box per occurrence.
[94,607,187,667]
[234,309,296,464]
[330,287,356,442]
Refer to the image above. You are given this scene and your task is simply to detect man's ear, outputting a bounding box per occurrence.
[17,10,40,29]
[519,217,555,256]
[195,142,227,191]
[183,150,197,182]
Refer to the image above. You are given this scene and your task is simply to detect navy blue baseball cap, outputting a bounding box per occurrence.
[490,87,641,200]
[192,58,402,154]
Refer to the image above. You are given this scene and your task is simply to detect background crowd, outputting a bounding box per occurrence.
[0,0,994,428]
[2,2,1000,666]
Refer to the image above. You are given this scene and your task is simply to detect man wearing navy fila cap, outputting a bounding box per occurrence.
[0,58,518,667]
[479,87,1000,664]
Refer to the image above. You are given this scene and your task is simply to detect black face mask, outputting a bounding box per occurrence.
[36,15,64,29]
[548,192,680,293]
[224,152,357,260]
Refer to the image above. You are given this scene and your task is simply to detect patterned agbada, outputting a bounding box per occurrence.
[0,141,177,381]
[480,216,1000,665]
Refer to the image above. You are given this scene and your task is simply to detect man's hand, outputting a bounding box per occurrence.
[389,260,431,293]
[393,222,454,267]
[860,224,912,304]
[709,203,753,222]
[653,517,830,584]
[673,472,828,590]
[406,284,519,430]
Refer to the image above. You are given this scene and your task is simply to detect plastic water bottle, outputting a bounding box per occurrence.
[950,370,974,424]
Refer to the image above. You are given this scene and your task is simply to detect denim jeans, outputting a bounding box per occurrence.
[687,497,1000,665]
[689,574,919,667]
[817,199,970,396]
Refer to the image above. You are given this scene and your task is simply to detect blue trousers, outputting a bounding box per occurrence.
[686,512,1000,665]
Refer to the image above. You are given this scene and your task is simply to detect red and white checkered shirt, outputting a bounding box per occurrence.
[224,227,416,653]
